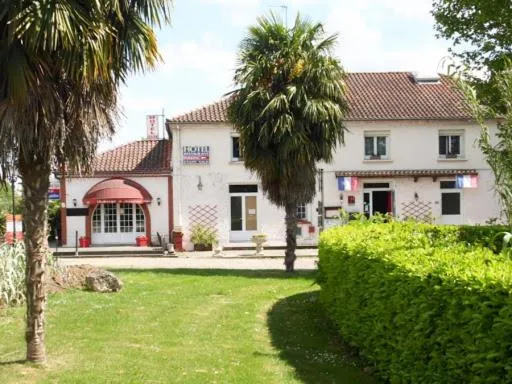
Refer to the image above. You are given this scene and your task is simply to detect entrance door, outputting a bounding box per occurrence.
[230,186,258,242]
[439,180,462,224]
[91,203,146,245]
[363,183,394,217]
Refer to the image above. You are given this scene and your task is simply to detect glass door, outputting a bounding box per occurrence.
[230,195,258,241]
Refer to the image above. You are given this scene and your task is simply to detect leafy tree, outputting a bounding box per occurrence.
[432,0,512,106]
[0,0,172,363]
[228,14,348,272]
[456,60,512,224]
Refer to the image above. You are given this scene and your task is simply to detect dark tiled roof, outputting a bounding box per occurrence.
[335,169,478,178]
[168,72,471,123]
[90,139,171,175]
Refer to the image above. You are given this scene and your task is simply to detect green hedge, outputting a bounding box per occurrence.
[318,221,512,383]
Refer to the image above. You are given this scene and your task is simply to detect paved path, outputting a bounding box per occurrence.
[57,254,318,270]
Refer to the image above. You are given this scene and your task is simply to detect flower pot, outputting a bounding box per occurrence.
[193,244,212,251]
[79,237,90,248]
[136,236,149,247]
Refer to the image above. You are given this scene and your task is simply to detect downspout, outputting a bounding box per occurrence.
[174,123,183,229]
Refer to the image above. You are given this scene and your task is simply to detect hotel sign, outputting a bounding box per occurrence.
[183,146,210,165]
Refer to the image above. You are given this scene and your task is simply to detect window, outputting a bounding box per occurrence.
[103,203,117,233]
[439,131,463,158]
[232,136,242,161]
[296,204,307,220]
[92,207,102,233]
[440,180,461,215]
[135,205,145,233]
[229,184,258,193]
[119,203,133,233]
[364,132,389,160]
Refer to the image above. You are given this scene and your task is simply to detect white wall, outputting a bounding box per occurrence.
[172,119,502,249]
[64,176,170,246]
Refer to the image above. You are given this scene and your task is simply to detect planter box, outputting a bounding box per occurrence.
[136,237,149,247]
[79,237,91,248]
[194,244,212,251]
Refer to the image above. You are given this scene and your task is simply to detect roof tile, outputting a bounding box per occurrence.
[168,72,471,123]
[90,139,171,175]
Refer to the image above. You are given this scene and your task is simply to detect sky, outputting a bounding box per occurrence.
[100,0,453,152]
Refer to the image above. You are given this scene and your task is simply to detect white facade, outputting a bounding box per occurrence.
[171,119,502,250]
[63,176,171,247]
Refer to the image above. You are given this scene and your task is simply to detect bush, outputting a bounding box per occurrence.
[189,224,217,249]
[0,242,56,307]
[318,221,512,383]
[0,242,26,306]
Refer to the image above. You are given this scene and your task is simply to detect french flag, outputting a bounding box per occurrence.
[455,174,478,189]
[337,177,359,191]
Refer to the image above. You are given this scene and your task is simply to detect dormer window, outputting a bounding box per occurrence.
[364,132,389,160]
[439,130,464,159]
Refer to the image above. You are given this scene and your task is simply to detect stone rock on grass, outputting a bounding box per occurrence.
[86,270,123,293]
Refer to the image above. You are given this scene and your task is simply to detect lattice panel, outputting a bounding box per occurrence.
[188,205,218,230]
[401,201,433,223]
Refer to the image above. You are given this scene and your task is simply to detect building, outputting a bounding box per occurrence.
[60,139,172,247]
[167,72,501,250]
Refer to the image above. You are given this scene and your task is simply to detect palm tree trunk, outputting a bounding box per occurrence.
[284,202,297,272]
[19,155,50,363]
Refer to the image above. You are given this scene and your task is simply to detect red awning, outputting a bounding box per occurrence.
[83,178,152,205]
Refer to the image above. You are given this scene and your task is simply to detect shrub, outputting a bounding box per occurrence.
[318,221,512,383]
[0,242,26,306]
[189,224,217,247]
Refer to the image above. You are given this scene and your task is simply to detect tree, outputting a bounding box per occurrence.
[0,0,172,363]
[228,14,348,272]
[456,60,512,223]
[432,0,512,106]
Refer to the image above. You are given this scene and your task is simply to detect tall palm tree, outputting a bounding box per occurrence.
[0,0,172,363]
[228,14,348,272]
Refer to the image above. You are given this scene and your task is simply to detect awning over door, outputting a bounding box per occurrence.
[83,178,152,205]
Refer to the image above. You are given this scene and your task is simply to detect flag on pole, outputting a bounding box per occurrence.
[337,177,359,191]
[455,174,478,189]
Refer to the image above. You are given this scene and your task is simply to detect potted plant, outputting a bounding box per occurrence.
[190,224,217,251]
[136,235,149,247]
[251,233,267,256]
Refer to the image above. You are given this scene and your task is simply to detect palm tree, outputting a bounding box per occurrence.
[228,14,348,272]
[0,0,172,363]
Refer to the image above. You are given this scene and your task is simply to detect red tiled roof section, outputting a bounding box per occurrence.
[91,139,171,175]
[345,72,470,121]
[168,72,471,123]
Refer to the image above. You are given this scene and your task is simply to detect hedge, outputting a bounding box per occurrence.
[317,221,512,383]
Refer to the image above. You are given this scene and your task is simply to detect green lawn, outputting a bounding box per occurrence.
[0,269,376,384]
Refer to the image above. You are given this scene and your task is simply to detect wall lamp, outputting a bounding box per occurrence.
[414,192,419,202]
[72,198,77,207]
[197,176,203,191]
[157,197,161,206]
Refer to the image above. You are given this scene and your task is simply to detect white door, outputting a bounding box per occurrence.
[229,194,258,242]
[439,180,462,225]
[91,203,146,245]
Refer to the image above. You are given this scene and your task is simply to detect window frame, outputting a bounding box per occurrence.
[364,131,390,160]
[440,179,461,216]
[438,130,464,159]
[231,134,243,162]
[296,204,307,220]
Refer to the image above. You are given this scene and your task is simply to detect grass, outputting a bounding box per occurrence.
[0,269,377,384]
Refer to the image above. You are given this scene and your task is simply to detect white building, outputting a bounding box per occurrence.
[167,72,501,250]
[60,139,173,247]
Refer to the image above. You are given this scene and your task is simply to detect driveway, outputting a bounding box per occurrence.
[56,251,319,270]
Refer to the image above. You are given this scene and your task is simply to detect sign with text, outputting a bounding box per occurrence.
[146,115,159,139]
[183,146,210,165]
[48,187,60,200]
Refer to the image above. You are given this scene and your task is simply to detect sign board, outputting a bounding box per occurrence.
[66,208,89,217]
[146,115,159,139]
[5,214,24,243]
[48,187,60,200]
[183,146,210,165]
